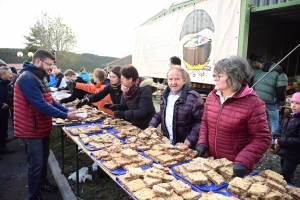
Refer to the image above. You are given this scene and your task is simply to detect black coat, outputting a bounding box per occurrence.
[60,77,88,103]
[54,73,64,88]
[89,84,122,104]
[275,114,300,164]
[117,78,156,130]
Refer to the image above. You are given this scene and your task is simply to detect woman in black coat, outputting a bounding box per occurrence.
[76,66,122,107]
[273,92,300,184]
[113,65,156,129]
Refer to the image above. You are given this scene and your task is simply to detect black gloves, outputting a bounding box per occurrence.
[103,103,112,109]
[114,111,125,119]
[67,81,76,91]
[196,145,208,157]
[273,133,281,139]
[233,163,247,178]
[76,98,89,109]
[103,104,118,111]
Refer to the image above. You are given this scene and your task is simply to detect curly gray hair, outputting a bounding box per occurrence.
[214,56,253,92]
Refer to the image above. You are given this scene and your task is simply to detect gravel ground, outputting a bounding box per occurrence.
[254,148,300,186]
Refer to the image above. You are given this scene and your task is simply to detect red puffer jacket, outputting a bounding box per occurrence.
[14,71,53,138]
[197,86,270,173]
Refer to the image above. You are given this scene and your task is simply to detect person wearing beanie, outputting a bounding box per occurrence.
[0,59,7,67]
[0,66,14,159]
[272,92,300,184]
[76,65,122,108]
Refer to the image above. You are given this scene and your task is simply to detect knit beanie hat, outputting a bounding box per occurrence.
[290,92,300,103]
[111,66,121,79]
[0,59,7,66]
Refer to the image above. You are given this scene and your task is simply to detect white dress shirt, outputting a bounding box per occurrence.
[165,90,182,142]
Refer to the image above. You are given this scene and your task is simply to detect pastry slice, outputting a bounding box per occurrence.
[205,170,226,186]
[169,180,191,195]
[133,187,157,200]
[181,190,201,200]
[153,185,172,196]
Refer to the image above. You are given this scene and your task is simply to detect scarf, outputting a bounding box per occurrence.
[111,83,121,95]
[122,78,140,100]
[29,67,47,80]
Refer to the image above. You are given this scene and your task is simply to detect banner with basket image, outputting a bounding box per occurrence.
[133,0,241,84]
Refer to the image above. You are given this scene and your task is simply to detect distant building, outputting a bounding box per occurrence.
[106,54,132,71]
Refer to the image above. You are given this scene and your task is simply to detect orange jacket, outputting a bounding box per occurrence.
[76,82,113,116]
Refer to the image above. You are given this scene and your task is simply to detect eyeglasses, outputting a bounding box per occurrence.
[212,74,227,81]
[41,59,55,67]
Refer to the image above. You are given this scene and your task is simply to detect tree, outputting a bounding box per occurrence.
[24,12,78,69]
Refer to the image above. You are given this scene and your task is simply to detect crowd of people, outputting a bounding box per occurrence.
[0,50,299,200]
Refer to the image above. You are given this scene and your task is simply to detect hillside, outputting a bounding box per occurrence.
[0,48,118,73]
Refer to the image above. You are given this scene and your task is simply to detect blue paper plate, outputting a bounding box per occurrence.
[214,190,234,197]
[171,165,228,192]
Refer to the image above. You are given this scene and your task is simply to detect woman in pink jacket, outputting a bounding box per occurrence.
[196,56,270,177]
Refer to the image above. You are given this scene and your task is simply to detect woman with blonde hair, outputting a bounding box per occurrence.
[73,68,113,115]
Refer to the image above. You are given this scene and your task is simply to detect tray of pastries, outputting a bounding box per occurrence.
[143,143,198,167]
[78,133,123,151]
[116,164,202,200]
[123,127,172,151]
[171,157,232,192]
[226,169,300,200]
[65,124,102,135]
[90,145,153,175]
[101,118,131,128]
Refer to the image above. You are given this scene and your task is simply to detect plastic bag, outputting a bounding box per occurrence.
[68,167,92,183]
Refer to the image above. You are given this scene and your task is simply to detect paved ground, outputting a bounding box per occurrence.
[0,119,63,200]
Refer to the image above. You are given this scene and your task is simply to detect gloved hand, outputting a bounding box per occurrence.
[76,98,89,109]
[67,81,76,91]
[233,163,247,178]
[104,104,118,111]
[273,133,281,139]
[103,104,113,109]
[114,111,125,119]
[196,145,208,157]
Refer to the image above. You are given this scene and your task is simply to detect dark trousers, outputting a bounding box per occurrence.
[281,158,298,184]
[0,116,8,146]
[21,135,50,199]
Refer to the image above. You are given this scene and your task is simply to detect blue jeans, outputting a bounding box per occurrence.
[265,103,279,144]
[21,135,50,199]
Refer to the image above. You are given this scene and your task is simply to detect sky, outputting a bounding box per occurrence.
[0,0,178,58]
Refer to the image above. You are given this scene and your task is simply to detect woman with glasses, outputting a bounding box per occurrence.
[196,56,270,177]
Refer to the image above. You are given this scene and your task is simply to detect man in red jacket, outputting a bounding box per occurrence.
[14,50,80,200]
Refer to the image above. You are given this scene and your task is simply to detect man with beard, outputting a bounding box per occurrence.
[14,50,80,200]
